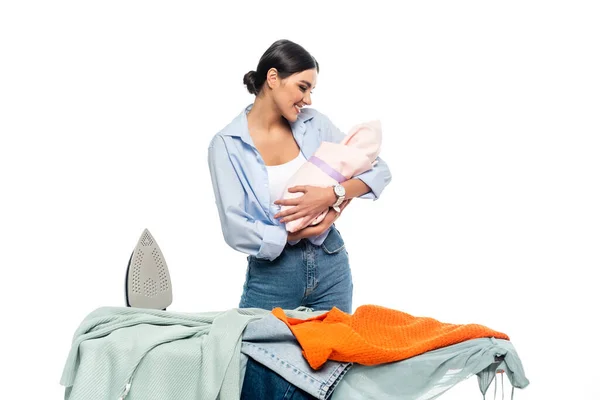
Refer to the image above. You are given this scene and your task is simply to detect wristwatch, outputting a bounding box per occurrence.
[332,184,346,212]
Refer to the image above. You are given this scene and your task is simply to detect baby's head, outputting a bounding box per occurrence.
[341,121,382,162]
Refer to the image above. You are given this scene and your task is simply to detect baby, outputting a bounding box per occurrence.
[281,120,382,233]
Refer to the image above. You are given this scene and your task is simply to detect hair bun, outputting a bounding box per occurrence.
[243,70,258,95]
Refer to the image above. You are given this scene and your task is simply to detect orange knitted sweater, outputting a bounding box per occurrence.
[271,305,509,370]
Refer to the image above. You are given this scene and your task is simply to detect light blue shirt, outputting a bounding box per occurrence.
[208,105,392,261]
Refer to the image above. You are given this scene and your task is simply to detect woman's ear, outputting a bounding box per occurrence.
[266,67,279,90]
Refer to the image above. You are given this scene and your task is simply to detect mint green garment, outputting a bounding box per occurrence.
[330,337,529,400]
[60,306,325,400]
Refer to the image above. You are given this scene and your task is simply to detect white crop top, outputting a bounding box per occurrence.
[266,152,307,205]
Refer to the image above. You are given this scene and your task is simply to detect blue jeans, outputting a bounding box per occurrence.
[241,357,318,400]
[239,226,353,313]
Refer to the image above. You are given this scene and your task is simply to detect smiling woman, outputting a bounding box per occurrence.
[207,39,392,313]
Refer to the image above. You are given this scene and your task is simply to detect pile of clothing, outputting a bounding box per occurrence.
[60,305,529,400]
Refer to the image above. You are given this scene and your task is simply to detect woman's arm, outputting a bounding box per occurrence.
[340,178,371,200]
[273,180,368,223]
[208,136,288,261]
[287,199,351,241]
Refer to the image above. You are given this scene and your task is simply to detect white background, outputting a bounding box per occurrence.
[1,1,598,399]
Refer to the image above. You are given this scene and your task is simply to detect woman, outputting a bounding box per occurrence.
[208,39,391,314]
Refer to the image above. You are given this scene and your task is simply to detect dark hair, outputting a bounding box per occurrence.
[243,39,319,95]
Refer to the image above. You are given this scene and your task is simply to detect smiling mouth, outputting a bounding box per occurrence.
[294,104,303,114]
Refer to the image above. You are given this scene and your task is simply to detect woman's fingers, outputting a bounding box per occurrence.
[273,198,301,207]
[280,211,308,223]
[274,206,299,219]
[286,185,308,193]
[280,209,325,223]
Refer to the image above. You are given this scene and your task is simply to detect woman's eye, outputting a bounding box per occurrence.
[299,86,307,92]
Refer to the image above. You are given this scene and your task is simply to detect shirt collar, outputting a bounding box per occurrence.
[222,104,314,146]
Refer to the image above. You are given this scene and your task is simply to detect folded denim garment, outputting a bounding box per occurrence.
[241,314,351,400]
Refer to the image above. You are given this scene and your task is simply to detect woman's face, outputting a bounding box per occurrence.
[271,68,318,122]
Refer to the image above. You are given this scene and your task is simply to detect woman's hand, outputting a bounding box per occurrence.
[288,199,351,241]
[274,185,337,223]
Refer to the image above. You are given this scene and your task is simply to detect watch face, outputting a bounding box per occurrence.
[334,185,345,196]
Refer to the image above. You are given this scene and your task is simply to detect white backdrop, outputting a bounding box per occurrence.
[1,1,599,399]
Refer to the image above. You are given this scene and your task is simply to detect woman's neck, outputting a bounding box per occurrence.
[247,95,286,133]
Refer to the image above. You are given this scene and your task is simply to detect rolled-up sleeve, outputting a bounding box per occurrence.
[208,136,288,261]
[321,115,392,200]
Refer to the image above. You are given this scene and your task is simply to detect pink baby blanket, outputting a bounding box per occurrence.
[282,120,382,233]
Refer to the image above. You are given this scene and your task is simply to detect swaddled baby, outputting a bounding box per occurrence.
[281,120,382,233]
